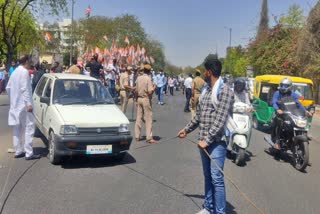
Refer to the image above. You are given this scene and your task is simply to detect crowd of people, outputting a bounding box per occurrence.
[1,53,262,214]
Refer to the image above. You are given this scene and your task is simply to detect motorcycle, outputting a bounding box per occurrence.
[227,102,253,166]
[264,100,310,172]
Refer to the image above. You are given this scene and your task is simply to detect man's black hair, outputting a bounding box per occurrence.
[72,57,77,65]
[144,69,150,74]
[204,58,222,77]
[188,73,192,77]
[196,72,200,77]
[93,53,98,61]
[18,55,30,65]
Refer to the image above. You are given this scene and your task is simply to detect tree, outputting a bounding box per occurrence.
[279,4,305,28]
[248,25,300,76]
[257,0,269,37]
[223,46,248,77]
[296,2,320,103]
[0,0,67,70]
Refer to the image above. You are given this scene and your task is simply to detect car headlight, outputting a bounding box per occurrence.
[294,119,307,128]
[60,125,78,135]
[118,124,129,133]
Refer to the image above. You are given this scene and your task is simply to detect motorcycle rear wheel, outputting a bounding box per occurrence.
[292,141,309,172]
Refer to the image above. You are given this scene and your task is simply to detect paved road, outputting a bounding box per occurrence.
[0,92,320,214]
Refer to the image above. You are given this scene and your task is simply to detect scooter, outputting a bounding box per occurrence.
[227,102,253,166]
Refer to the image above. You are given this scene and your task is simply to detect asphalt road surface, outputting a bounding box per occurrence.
[0,92,320,214]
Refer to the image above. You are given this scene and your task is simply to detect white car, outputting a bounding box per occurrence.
[33,73,132,164]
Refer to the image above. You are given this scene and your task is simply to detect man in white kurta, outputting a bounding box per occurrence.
[6,55,40,160]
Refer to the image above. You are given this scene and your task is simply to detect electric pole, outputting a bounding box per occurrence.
[70,0,75,66]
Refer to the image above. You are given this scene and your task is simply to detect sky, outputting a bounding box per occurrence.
[46,0,318,67]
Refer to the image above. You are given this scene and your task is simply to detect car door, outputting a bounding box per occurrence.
[33,76,48,129]
[42,78,53,135]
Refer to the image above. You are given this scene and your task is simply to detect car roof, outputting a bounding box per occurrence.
[43,73,98,81]
[255,75,313,85]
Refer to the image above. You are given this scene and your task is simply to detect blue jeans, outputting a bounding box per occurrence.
[108,80,115,98]
[200,141,227,214]
[157,86,164,103]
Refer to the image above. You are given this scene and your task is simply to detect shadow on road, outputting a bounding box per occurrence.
[184,194,237,213]
[60,153,136,169]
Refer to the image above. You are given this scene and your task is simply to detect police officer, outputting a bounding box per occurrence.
[134,64,157,144]
[119,66,134,113]
[191,69,205,118]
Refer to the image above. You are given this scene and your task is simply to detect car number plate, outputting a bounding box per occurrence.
[86,145,112,155]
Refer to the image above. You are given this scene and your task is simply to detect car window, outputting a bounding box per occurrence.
[44,79,53,98]
[53,79,114,105]
[35,77,48,97]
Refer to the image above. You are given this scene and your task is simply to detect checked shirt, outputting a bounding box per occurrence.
[184,83,234,144]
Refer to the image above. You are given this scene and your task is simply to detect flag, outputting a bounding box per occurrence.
[146,56,150,64]
[141,47,146,55]
[103,35,108,41]
[150,56,155,64]
[124,36,130,44]
[136,44,141,56]
[45,32,51,42]
[95,47,100,54]
[85,5,91,18]
[104,48,110,56]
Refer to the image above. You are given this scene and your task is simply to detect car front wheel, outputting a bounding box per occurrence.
[48,132,62,165]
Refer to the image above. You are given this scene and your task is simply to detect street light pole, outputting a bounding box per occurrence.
[224,26,232,47]
[224,26,232,75]
[229,27,232,47]
[70,0,75,66]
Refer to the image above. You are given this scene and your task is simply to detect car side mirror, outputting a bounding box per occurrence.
[40,96,50,105]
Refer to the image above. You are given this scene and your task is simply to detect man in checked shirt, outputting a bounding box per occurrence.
[178,58,234,214]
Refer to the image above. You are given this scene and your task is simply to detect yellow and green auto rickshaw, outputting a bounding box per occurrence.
[252,75,315,129]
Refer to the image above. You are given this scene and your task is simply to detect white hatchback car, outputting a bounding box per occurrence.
[33,73,132,164]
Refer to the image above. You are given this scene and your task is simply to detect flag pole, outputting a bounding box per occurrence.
[70,0,75,66]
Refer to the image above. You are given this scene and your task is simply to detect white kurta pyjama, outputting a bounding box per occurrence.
[6,65,35,157]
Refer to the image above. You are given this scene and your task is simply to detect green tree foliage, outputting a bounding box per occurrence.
[223,46,248,77]
[296,2,320,102]
[0,0,67,70]
[279,4,305,28]
[248,25,300,76]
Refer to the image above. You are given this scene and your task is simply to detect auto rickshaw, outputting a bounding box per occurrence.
[252,75,315,129]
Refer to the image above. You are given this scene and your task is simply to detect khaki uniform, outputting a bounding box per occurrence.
[135,74,154,140]
[191,76,205,118]
[119,72,129,113]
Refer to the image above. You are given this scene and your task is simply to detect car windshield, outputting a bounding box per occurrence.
[292,83,313,100]
[52,79,114,105]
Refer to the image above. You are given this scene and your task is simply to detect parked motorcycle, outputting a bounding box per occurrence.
[264,100,310,172]
[227,102,253,166]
